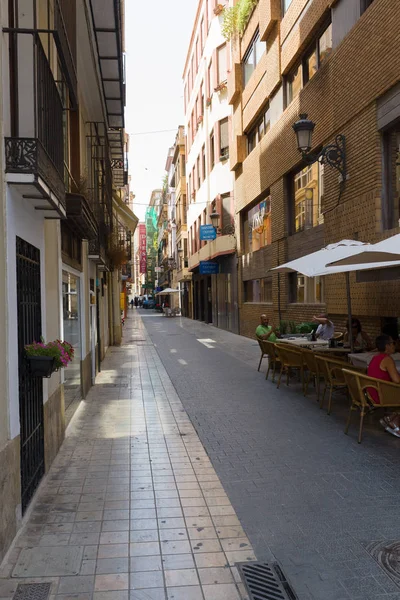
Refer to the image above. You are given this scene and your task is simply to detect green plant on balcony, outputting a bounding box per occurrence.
[222,0,259,41]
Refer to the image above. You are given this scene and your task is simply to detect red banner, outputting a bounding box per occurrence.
[139,224,147,274]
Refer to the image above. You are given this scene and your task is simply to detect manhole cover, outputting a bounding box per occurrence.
[237,562,298,600]
[365,541,400,585]
[13,583,51,600]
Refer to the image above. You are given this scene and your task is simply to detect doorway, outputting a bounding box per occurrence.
[62,271,82,409]
[16,237,45,513]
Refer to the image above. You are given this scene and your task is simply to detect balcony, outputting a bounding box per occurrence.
[188,234,236,271]
[88,223,110,270]
[5,34,65,217]
[65,193,98,241]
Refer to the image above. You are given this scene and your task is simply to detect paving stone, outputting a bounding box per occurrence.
[13,546,84,577]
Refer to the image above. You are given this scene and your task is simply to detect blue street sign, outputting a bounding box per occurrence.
[199,261,219,275]
[200,224,217,241]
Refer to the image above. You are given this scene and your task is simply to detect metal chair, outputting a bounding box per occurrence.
[343,369,400,443]
[315,355,347,414]
[274,345,304,389]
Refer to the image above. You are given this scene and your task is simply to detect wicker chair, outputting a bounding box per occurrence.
[315,355,348,414]
[274,345,304,389]
[262,340,281,383]
[256,337,268,371]
[301,348,323,401]
[343,369,400,443]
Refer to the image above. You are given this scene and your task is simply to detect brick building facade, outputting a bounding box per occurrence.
[228,0,400,339]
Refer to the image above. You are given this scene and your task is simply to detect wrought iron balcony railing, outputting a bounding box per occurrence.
[5,34,65,214]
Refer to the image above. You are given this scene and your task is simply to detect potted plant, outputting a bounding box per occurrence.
[197,115,204,126]
[25,339,74,378]
[206,97,212,107]
[214,3,225,16]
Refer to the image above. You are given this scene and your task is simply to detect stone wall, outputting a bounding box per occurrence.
[0,437,20,565]
[43,386,65,472]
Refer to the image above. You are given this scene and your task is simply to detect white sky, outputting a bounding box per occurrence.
[124,0,197,221]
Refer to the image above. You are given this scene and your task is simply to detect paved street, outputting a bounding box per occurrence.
[1,311,400,600]
[142,311,400,600]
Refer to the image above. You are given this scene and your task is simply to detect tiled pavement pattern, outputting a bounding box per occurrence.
[0,316,254,600]
[143,313,400,600]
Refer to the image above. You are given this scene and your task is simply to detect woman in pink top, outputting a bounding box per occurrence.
[367,334,400,437]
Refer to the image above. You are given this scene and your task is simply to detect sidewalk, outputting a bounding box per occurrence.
[0,314,254,600]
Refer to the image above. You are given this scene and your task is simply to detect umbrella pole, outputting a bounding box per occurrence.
[345,272,354,353]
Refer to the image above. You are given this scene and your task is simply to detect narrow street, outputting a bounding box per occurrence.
[1,311,400,600]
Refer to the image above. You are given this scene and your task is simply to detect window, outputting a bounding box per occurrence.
[217,44,227,84]
[289,274,324,303]
[247,104,270,154]
[302,20,333,86]
[282,0,293,14]
[200,18,205,50]
[318,23,332,65]
[382,123,400,230]
[242,196,272,254]
[197,156,201,189]
[188,173,192,200]
[201,145,206,182]
[286,64,302,105]
[221,194,232,229]
[292,162,323,233]
[210,130,215,169]
[195,38,199,71]
[219,118,229,159]
[243,30,264,87]
[361,0,375,14]
[244,278,272,302]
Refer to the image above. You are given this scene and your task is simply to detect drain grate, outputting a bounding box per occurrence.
[237,561,298,600]
[365,540,400,585]
[13,583,51,600]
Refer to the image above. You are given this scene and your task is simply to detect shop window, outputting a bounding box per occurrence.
[247,104,270,155]
[219,118,229,159]
[242,195,272,254]
[289,274,324,303]
[292,162,323,233]
[243,30,264,87]
[217,44,227,85]
[382,123,400,230]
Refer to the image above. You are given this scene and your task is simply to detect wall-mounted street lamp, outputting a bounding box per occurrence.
[292,114,347,184]
[210,211,220,230]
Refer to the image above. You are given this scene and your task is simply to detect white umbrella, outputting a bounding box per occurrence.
[326,233,400,267]
[271,240,371,352]
[271,240,368,277]
[155,288,180,295]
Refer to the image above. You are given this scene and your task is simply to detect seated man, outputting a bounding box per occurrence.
[313,313,334,340]
[256,314,279,342]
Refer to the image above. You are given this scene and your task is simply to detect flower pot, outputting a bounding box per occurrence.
[26,355,56,378]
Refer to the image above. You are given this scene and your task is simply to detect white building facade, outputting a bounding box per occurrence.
[183,0,239,333]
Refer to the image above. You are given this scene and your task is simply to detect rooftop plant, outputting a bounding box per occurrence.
[222,0,259,41]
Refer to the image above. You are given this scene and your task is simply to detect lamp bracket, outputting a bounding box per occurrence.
[302,134,346,182]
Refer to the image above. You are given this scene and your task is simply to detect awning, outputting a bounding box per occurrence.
[113,191,138,234]
[155,288,180,295]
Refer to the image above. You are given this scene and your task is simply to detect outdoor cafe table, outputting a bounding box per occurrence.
[349,352,400,370]
[276,338,329,350]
